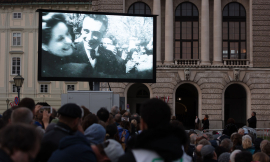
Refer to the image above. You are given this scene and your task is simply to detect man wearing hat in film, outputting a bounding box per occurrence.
[35,103,84,162]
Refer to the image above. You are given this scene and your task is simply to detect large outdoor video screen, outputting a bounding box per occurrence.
[38,9,156,83]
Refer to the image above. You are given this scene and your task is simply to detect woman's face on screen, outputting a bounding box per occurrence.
[46,22,73,56]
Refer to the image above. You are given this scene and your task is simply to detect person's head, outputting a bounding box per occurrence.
[230,150,241,162]
[102,37,113,49]
[105,124,120,142]
[140,98,171,130]
[195,136,207,145]
[218,152,230,162]
[110,106,119,116]
[190,134,197,145]
[131,119,137,128]
[220,139,233,152]
[91,139,124,162]
[205,115,209,119]
[81,14,108,50]
[215,146,229,158]
[253,152,269,162]
[82,114,99,131]
[206,133,214,140]
[11,108,33,124]
[260,140,269,152]
[261,141,270,156]
[97,107,110,123]
[235,151,252,162]
[35,102,50,121]
[0,124,41,162]
[18,98,35,115]
[114,114,121,123]
[227,118,235,124]
[201,145,217,160]
[42,13,73,56]
[2,109,13,125]
[195,144,203,158]
[242,135,252,149]
[81,106,91,121]
[57,103,82,132]
[198,139,211,146]
[238,128,245,136]
[231,133,242,150]
[119,110,126,115]
[85,123,106,145]
[120,114,130,131]
[252,112,256,116]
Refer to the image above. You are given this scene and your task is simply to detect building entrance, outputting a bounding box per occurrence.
[127,84,150,115]
[175,83,198,130]
[225,84,246,128]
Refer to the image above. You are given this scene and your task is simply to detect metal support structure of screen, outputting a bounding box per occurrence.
[37,9,156,83]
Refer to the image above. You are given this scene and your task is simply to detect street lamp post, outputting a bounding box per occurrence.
[6,99,10,110]
[13,74,24,102]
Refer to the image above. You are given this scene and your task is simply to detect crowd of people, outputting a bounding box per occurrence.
[0,97,269,162]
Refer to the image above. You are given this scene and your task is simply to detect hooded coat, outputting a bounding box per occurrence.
[118,124,191,162]
[48,131,97,162]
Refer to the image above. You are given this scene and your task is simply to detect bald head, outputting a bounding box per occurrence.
[196,144,204,152]
[11,107,33,124]
[114,114,122,123]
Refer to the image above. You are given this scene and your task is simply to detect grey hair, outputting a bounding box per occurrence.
[220,138,233,151]
[11,107,33,124]
[230,150,241,162]
[238,128,244,134]
[242,135,251,141]
[111,106,119,115]
[206,133,214,140]
[198,139,211,146]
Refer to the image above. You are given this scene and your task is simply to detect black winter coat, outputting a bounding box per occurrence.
[248,116,257,128]
[202,119,209,129]
[35,122,74,162]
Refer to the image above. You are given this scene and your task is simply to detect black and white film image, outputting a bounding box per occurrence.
[41,12,154,80]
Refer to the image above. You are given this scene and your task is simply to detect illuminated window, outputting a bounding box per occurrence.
[11,57,20,75]
[128,2,151,14]
[12,84,18,93]
[223,3,246,59]
[175,2,199,60]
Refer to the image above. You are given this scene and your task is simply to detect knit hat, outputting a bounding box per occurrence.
[84,123,106,145]
[58,103,82,118]
[218,152,230,162]
[104,139,124,162]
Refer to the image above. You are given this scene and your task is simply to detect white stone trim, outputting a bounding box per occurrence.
[222,82,251,128]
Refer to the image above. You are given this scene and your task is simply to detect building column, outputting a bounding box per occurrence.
[213,0,223,65]
[164,0,174,64]
[201,0,211,65]
[153,0,161,64]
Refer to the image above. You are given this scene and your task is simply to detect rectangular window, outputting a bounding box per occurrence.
[13,13,22,19]
[175,41,180,59]
[12,84,18,93]
[241,42,246,59]
[13,33,21,46]
[223,42,228,59]
[193,41,198,59]
[67,85,75,91]
[182,42,191,59]
[12,57,20,75]
[40,85,48,93]
[175,22,180,39]
[230,42,239,59]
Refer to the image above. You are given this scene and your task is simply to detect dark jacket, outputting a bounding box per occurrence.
[224,123,238,137]
[118,124,188,162]
[48,131,97,162]
[0,149,13,162]
[117,126,130,144]
[203,159,218,162]
[248,116,257,128]
[202,119,209,130]
[71,42,125,77]
[35,122,74,162]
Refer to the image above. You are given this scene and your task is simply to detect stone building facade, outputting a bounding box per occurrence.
[0,0,270,129]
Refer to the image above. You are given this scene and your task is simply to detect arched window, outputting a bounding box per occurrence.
[128,2,151,14]
[175,2,199,60]
[223,3,246,59]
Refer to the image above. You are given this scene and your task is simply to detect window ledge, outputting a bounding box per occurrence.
[38,81,51,84]
[9,51,24,54]
[11,46,23,48]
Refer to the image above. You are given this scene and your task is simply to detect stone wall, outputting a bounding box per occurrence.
[253,0,270,67]
[92,0,123,12]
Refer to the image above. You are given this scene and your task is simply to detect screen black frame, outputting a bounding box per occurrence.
[37,9,157,83]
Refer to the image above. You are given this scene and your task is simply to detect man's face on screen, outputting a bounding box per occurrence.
[81,17,106,50]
